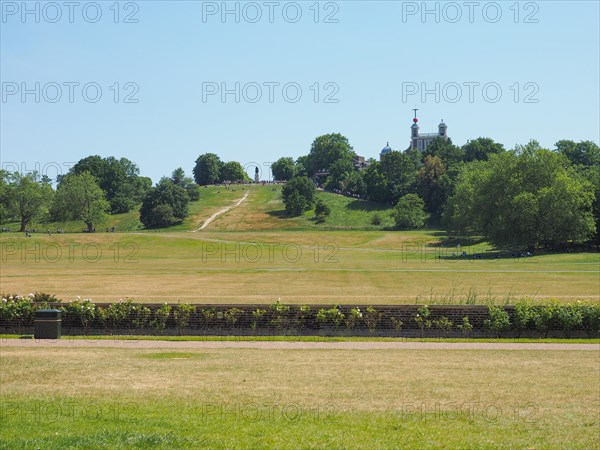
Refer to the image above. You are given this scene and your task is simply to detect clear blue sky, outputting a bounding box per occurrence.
[1,1,599,183]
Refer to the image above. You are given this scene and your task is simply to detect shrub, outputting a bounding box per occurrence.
[315,200,331,217]
[532,304,556,338]
[269,300,290,330]
[173,303,195,335]
[63,298,96,335]
[32,292,60,304]
[554,304,583,338]
[514,301,534,337]
[282,176,316,216]
[371,213,382,226]
[578,301,600,338]
[101,299,133,333]
[316,305,345,328]
[0,297,17,323]
[389,316,403,336]
[457,316,473,337]
[363,306,382,334]
[151,303,171,335]
[314,199,330,222]
[345,307,363,331]
[394,194,427,229]
[251,308,267,333]
[200,308,216,330]
[414,305,431,339]
[295,305,311,331]
[15,296,35,332]
[433,316,453,338]
[224,308,243,329]
[130,304,151,332]
[483,305,510,338]
[0,295,34,332]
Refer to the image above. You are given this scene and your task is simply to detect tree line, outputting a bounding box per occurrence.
[0,153,254,231]
[272,134,599,250]
[1,136,599,250]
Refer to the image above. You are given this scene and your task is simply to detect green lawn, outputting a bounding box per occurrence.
[1,346,598,449]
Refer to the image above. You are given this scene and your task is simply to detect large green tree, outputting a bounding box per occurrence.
[363,162,390,204]
[463,137,505,162]
[193,153,222,185]
[3,172,54,231]
[305,133,355,176]
[444,145,596,249]
[294,156,309,177]
[220,161,247,183]
[423,137,464,165]
[380,150,419,204]
[567,141,600,248]
[140,178,189,229]
[271,157,296,181]
[555,140,600,167]
[53,172,110,231]
[281,176,316,216]
[417,155,455,220]
[325,158,355,191]
[70,155,150,213]
[171,168,200,201]
[393,194,427,229]
[342,170,367,198]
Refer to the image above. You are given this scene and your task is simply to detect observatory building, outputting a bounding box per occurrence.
[380,110,449,160]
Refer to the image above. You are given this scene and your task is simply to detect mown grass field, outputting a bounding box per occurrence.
[0,345,598,449]
[1,229,599,303]
[1,185,599,303]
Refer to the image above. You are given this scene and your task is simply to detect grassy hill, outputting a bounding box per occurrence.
[2,184,598,304]
[1,185,397,233]
[191,185,396,232]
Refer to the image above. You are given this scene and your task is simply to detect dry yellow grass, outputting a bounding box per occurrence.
[2,346,598,411]
[1,346,598,448]
[1,344,600,443]
[1,231,598,304]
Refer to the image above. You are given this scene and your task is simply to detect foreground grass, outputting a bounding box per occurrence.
[0,347,598,449]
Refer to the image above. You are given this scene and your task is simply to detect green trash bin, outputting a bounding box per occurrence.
[34,309,61,339]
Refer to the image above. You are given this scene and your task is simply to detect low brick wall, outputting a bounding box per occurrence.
[1,303,595,338]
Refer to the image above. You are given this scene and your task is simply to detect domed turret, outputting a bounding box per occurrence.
[380,142,392,159]
[411,120,419,138]
[438,119,447,137]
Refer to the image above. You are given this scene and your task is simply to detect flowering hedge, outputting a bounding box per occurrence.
[1,294,599,338]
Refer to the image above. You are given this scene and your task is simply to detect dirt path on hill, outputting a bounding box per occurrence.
[193,191,249,231]
[1,339,597,351]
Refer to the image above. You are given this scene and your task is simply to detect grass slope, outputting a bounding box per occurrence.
[0,186,247,233]
[0,185,412,233]
[206,186,396,231]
